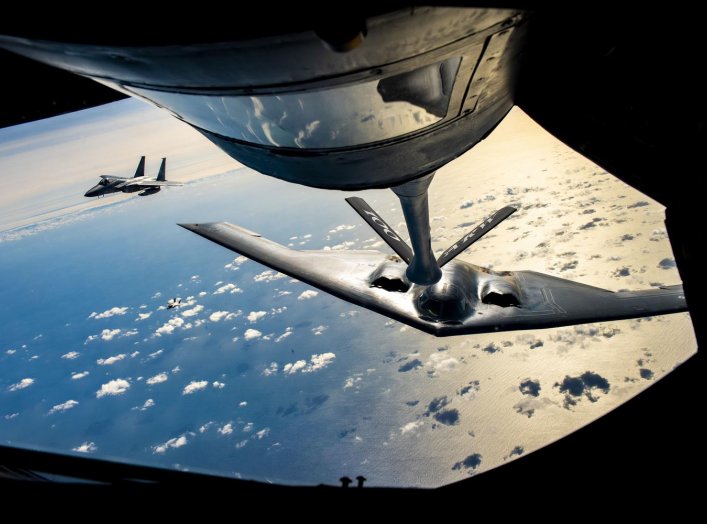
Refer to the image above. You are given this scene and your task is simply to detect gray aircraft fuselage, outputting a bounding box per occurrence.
[84,157,175,198]
[84,178,149,197]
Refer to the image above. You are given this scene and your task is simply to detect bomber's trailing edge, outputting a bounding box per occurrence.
[84,157,181,198]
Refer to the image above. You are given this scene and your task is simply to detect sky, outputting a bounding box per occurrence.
[0,100,697,487]
[0,98,236,233]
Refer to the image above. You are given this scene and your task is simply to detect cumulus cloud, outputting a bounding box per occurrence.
[73,442,97,453]
[481,342,502,354]
[311,325,328,336]
[297,290,319,301]
[275,327,293,343]
[212,381,226,389]
[97,354,126,366]
[239,401,248,407]
[147,349,164,360]
[513,397,552,418]
[90,307,128,320]
[71,371,89,380]
[100,329,121,341]
[61,351,79,360]
[452,454,482,472]
[329,224,356,233]
[155,317,185,336]
[137,312,152,321]
[658,258,676,269]
[244,329,262,341]
[214,283,242,295]
[424,396,450,415]
[426,353,459,373]
[218,423,233,436]
[549,325,622,349]
[458,380,481,399]
[650,229,667,242]
[153,435,188,454]
[519,379,541,397]
[344,376,362,389]
[247,311,267,323]
[8,378,34,391]
[209,311,231,322]
[134,399,155,411]
[96,379,130,398]
[183,380,208,395]
[254,270,286,283]
[400,420,424,435]
[507,446,525,459]
[262,363,278,376]
[398,359,423,373]
[555,371,610,409]
[181,305,203,317]
[516,334,544,349]
[48,400,78,414]
[255,428,270,439]
[325,240,356,250]
[283,353,336,375]
[147,372,168,385]
[225,256,249,269]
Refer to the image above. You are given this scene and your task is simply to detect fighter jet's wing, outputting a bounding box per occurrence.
[180,222,688,337]
[121,179,183,187]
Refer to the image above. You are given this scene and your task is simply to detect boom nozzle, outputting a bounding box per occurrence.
[391,173,442,286]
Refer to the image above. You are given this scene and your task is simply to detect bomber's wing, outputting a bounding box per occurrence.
[180,222,687,337]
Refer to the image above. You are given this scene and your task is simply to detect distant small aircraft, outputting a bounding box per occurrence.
[84,157,181,198]
[167,298,182,309]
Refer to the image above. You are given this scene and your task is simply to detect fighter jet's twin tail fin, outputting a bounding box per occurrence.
[133,156,145,178]
[156,158,166,182]
[346,196,516,267]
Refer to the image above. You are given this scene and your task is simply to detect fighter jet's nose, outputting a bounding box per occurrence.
[85,185,102,197]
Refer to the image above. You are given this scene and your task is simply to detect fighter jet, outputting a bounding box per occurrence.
[84,157,180,198]
[0,7,689,335]
[166,298,182,309]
